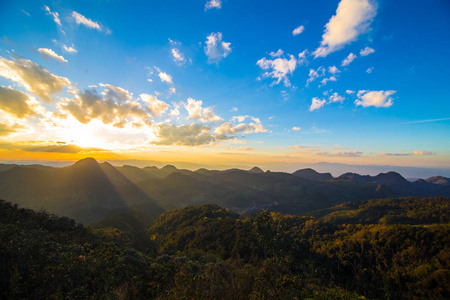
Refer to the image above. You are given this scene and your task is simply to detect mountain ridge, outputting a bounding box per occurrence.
[0,157,448,224]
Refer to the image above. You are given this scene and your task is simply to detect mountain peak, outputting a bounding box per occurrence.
[426,176,449,186]
[248,167,264,174]
[72,157,99,168]
[375,171,408,184]
[161,165,178,171]
[293,168,333,181]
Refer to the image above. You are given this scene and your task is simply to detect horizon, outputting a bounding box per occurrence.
[2,156,450,179]
[1,0,449,170]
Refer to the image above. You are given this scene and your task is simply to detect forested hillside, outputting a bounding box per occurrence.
[1,197,449,299]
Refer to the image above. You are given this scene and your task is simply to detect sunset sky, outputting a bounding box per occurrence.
[0,0,449,169]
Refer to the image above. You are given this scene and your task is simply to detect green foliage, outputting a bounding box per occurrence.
[147,204,260,260]
[1,197,449,299]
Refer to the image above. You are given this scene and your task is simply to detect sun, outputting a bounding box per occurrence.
[65,124,107,149]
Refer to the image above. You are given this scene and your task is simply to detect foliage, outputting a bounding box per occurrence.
[1,197,449,299]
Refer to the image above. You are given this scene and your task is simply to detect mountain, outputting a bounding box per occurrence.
[337,171,450,196]
[1,158,449,225]
[292,168,333,181]
[0,158,163,224]
[425,176,450,186]
[248,166,264,174]
[116,165,157,183]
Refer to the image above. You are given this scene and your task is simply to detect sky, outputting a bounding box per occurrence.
[0,0,449,170]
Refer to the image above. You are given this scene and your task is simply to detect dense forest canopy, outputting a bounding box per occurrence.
[1,197,449,299]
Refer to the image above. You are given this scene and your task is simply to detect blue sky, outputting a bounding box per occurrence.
[0,0,449,169]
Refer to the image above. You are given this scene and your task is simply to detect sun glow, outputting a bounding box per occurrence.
[62,120,109,150]
[67,129,104,149]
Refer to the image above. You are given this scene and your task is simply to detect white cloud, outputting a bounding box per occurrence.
[43,6,61,27]
[292,126,301,131]
[316,150,362,157]
[412,151,436,156]
[0,86,36,118]
[328,92,345,103]
[185,98,203,120]
[309,97,327,111]
[306,66,326,85]
[214,119,267,140]
[292,25,305,36]
[168,87,176,97]
[355,90,396,108]
[63,44,77,53]
[171,48,186,64]
[205,0,222,11]
[328,65,340,74]
[60,85,150,126]
[366,67,374,73]
[257,52,297,87]
[0,122,28,136]
[313,0,377,58]
[140,94,169,117]
[100,83,133,103]
[0,56,70,102]
[342,53,357,66]
[38,48,68,64]
[346,89,355,94]
[204,32,232,64]
[298,50,308,65]
[225,147,254,151]
[153,124,213,146]
[72,11,109,33]
[320,76,337,86]
[269,49,284,58]
[289,145,313,150]
[360,46,375,56]
[158,71,173,84]
[185,98,223,123]
[231,115,262,124]
[378,151,436,156]
[169,103,181,118]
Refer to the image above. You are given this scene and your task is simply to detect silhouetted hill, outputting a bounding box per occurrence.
[194,168,216,176]
[426,176,449,186]
[1,158,449,225]
[248,166,264,174]
[337,172,374,182]
[337,171,450,197]
[116,165,156,183]
[310,196,450,224]
[140,164,193,179]
[0,158,162,224]
[292,168,333,181]
[0,163,57,173]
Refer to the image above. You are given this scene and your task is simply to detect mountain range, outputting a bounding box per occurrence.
[0,158,448,224]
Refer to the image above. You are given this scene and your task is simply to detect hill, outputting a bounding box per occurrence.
[292,168,333,181]
[1,198,449,299]
[0,158,163,224]
[0,158,449,225]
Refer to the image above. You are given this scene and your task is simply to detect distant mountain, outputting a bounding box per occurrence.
[292,168,333,181]
[248,166,264,174]
[1,158,449,225]
[336,171,450,196]
[0,158,163,224]
[425,176,449,186]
